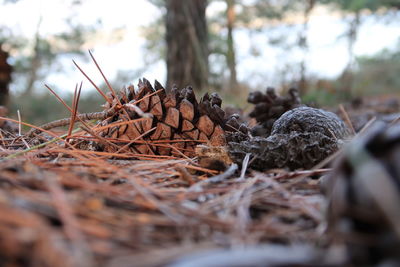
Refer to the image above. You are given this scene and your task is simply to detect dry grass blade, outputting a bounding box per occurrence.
[115,126,156,154]
[79,125,122,151]
[390,114,400,126]
[1,117,67,141]
[17,110,22,136]
[339,104,356,136]
[72,59,110,104]
[45,83,109,138]
[88,50,119,103]
[240,153,251,180]
[4,128,81,160]
[0,117,98,162]
[131,88,164,105]
[66,83,82,142]
[45,84,73,113]
[356,116,377,136]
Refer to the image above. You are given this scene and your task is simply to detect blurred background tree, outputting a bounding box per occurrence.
[0,1,100,96]
[166,0,209,90]
[353,41,400,95]
[0,45,12,106]
[0,0,105,123]
[321,0,400,94]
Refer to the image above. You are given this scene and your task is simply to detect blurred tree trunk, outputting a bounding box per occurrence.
[226,0,238,91]
[346,11,360,72]
[298,0,315,95]
[23,18,42,97]
[0,45,12,107]
[166,0,209,90]
[340,10,360,94]
[23,31,41,96]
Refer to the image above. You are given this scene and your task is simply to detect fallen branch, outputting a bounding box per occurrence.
[27,108,116,137]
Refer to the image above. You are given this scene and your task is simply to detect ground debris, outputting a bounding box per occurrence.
[1,102,399,266]
[0,153,325,266]
[0,88,343,266]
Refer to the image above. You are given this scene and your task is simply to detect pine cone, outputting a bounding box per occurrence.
[98,78,248,157]
[248,87,303,137]
[229,107,348,170]
[324,122,400,265]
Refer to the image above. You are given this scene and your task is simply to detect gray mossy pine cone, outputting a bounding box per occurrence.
[229,106,350,170]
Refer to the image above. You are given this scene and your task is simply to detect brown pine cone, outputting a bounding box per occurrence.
[248,87,303,137]
[98,78,248,157]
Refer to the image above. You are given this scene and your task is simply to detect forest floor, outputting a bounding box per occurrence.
[0,93,399,267]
